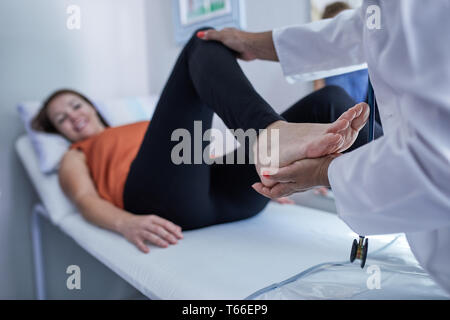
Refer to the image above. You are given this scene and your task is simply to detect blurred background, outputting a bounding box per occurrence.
[0,0,339,299]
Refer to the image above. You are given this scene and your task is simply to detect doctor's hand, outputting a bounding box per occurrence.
[197,28,279,61]
[274,197,296,205]
[118,214,183,254]
[252,154,341,199]
[253,103,369,188]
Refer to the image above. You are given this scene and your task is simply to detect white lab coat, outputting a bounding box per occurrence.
[273,0,450,294]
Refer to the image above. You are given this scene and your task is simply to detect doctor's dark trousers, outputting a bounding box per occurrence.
[123,28,383,230]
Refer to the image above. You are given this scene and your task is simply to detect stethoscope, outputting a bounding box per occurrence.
[349,78,377,269]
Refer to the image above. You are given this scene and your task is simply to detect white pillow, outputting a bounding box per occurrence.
[17,95,159,174]
[94,96,159,127]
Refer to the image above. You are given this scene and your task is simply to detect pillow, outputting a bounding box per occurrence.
[94,95,160,127]
[17,95,160,174]
[17,102,71,174]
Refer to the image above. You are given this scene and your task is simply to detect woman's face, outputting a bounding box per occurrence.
[46,93,106,142]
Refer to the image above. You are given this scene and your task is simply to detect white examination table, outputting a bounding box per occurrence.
[16,135,450,300]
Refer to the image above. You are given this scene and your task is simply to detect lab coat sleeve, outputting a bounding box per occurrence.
[329,128,450,235]
[272,8,367,82]
[328,4,450,235]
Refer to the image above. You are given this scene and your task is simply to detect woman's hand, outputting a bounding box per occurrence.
[118,214,184,254]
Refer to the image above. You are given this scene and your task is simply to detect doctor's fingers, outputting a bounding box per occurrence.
[199,29,223,41]
[252,182,297,199]
[148,215,183,239]
[264,159,316,183]
[199,28,240,44]
[275,197,295,205]
[198,28,254,61]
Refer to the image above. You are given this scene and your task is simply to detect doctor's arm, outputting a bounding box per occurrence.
[58,150,183,253]
[257,3,450,236]
[200,8,367,76]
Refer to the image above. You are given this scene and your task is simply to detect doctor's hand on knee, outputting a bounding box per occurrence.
[252,154,341,199]
[197,28,279,62]
[117,214,183,254]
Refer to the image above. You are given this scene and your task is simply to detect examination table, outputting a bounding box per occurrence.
[16,135,450,300]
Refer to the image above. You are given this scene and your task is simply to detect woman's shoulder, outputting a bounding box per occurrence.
[60,148,87,173]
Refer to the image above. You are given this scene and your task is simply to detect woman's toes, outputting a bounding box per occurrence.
[355,103,364,117]
[338,107,357,122]
[326,118,349,134]
[351,103,370,130]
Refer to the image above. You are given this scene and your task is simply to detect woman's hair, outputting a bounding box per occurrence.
[322,1,351,19]
[31,89,109,134]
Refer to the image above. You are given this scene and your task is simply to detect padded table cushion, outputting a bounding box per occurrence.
[16,136,77,224]
[56,201,370,299]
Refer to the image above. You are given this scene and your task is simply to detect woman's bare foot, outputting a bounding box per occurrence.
[254,103,370,187]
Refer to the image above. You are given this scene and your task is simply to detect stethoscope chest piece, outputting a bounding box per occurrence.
[350,236,369,268]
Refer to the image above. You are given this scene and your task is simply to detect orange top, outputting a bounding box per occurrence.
[70,121,149,209]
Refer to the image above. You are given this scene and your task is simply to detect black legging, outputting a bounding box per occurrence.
[123,28,383,231]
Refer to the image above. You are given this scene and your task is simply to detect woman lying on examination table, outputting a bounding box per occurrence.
[31,28,372,253]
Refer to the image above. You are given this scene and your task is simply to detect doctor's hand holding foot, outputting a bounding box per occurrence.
[254,102,370,188]
[252,101,369,198]
[252,154,341,199]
